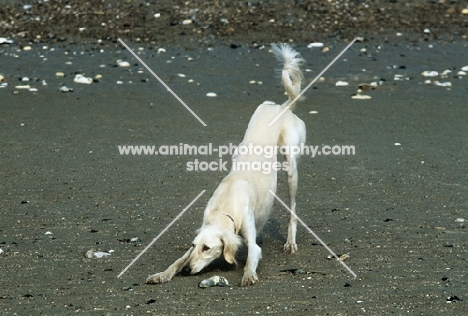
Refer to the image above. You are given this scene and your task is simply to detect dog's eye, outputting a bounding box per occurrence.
[202,245,210,251]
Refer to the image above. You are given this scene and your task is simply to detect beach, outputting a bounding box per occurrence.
[1,1,467,314]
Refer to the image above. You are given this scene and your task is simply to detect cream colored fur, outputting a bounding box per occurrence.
[146,43,306,286]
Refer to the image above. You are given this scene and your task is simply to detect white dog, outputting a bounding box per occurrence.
[146,43,306,286]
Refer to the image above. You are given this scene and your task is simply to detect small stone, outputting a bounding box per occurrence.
[462,8,468,15]
[351,94,371,100]
[117,60,131,67]
[309,111,318,114]
[335,81,349,86]
[198,276,229,288]
[15,85,31,89]
[0,37,14,44]
[206,92,217,97]
[433,81,452,87]
[339,254,350,261]
[455,218,465,223]
[23,46,32,51]
[182,19,192,25]
[55,72,65,77]
[421,71,438,77]
[58,86,73,93]
[74,74,92,84]
[307,42,324,48]
[461,66,468,71]
[85,249,111,258]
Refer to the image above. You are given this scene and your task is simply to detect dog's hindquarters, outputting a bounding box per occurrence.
[271,43,307,254]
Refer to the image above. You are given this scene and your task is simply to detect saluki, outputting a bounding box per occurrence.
[146,43,306,286]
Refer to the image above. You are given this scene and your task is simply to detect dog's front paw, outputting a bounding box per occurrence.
[241,272,259,287]
[284,242,298,254]
[146,272,170,284]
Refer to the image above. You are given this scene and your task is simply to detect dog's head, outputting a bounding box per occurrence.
[183,225,242,274]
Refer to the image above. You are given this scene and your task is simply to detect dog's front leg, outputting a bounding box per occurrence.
[241,219,262,286]
[146,247,193,284]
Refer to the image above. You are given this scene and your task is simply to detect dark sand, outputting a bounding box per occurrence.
[1,1,468,315]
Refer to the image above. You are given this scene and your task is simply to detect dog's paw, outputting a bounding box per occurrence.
[241,272,259,287]
[146,273,170,284]
[284,243,298,254]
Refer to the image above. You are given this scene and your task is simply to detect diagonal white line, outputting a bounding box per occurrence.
[269,190,357,278]
[118,38,207,127]
[117,190,206,278]
[268,38,357,126]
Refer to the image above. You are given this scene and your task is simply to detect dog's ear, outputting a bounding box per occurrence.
[221,231,242,265]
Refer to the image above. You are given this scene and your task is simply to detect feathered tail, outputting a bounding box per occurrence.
[271,43,305,110]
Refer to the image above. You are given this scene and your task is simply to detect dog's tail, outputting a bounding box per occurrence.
[271,43,305,110]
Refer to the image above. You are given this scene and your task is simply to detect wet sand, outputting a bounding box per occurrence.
[1,1,468,314]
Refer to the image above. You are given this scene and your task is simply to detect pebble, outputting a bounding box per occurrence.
[15,85,31,89]
[206,92,217,97]
[117,60,131,67]
[307,42,324,48]
[55,72,65,77]
[177,73,186,78]
[0,37,14,44]
[351,94,372,100]
[21,77,30,82]
[309,111,318,114]
[335,80,349,86]
[28,87,38,92]
[433,81,452,87]
[85,249,111,259]
[461,66,468,71]
[0,74,4,82]
[457,71,466,76]
[23,46,32,51]
[59,86,73,93]
[421,71,438,77]
[395,143,401,146]
[182,19,193,25]
[154,13,161,18]
[198,276,229,288]
[74,74,93,84]
[157,48,166,53]
[455,218,465,223]
[462,8,468,15]
[0,248,4,254]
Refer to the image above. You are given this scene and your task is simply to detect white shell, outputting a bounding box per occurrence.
[198,276,229,288]
[74,74,92,84]
[335,80,349,86]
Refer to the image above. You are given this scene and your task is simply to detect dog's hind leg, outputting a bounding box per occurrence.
[284,153,299,254]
